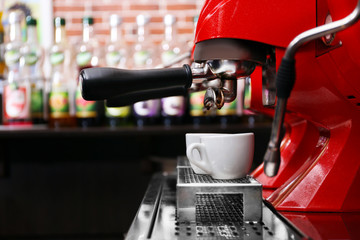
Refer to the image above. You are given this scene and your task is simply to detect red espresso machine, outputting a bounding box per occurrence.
[192,0,360,212]
[80,0,360,238]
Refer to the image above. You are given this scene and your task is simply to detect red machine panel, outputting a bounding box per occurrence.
[195,0,360,212]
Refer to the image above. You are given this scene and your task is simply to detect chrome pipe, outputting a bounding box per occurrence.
[264,0,360,177]
[285,0,360,60]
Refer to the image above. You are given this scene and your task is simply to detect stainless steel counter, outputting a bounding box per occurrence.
[125,169,309,240]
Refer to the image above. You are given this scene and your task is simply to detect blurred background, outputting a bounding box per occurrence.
[53,0,202,45]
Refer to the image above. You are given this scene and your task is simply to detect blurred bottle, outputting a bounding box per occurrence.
[2,10,32,125]
[188,16,214,126]
[104,14,133,127]
[189,89,214,126]
[0,3,5,124]
[132,15,161,127]
[48,17,76,128]
[21,16,45,124]
[216,100,239,126]
[75,16,103,127]
[186,15,198,62]
[160,14,187,126]
[0,5,4,78]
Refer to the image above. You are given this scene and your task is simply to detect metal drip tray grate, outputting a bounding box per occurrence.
[183,168,251,184]
[196,194,244,224]
[126,173,309,239]
[194,194,246,239]
[176,158,262,223]
[195,224,244,239]
[172,219,273,239]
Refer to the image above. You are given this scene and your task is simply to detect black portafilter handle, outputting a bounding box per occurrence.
[106,86,187,107]
[79,64,193,101]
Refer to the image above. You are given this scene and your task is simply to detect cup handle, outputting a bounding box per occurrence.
[186,143,212,173]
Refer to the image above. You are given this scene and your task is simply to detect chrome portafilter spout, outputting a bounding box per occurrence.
[264,0,360,177]
[204,87,224,110]
[203,79,237,110]
[200,59,254,109]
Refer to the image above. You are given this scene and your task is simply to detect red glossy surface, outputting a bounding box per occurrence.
[196,0,360,212]
[195,0,315,48]
[252,117,324,189]
[282,212,360,240]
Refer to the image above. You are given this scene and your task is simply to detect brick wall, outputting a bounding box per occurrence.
[53,0,204,46]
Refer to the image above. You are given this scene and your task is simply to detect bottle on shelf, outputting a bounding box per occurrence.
[186,15,198,63]
[189,89,215,126]
[48,17,77,128]
[188,16,214,126]
[104,14,133,127]
[2,10,32,125]
[0,4,6,125]
[132,14,161,127]
[216,100,239,126]
[75,16,103,127]
[160,14,187,126]
[21,15,45,124]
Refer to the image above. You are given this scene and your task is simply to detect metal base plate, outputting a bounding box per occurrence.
[125,171,309,240]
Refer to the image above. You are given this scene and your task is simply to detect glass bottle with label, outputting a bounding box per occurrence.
[104,14,133,127]
[0,6,4,79]
[21,16,45,124]
[160,14,187,126]
[48,17,76,128]
[0,5,6,124]
[188,16,214,126]
[132,14,161,127]
[75,16,103,127]
[2,10,32,125]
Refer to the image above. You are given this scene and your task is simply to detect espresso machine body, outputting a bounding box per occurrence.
[193,0,360,212]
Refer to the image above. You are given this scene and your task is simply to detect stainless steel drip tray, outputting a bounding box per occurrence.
[125,172,309,240]
[177,165,262,222]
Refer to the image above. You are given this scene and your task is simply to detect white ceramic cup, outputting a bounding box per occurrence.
[186,133,254,179]
[185,133,230,174]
